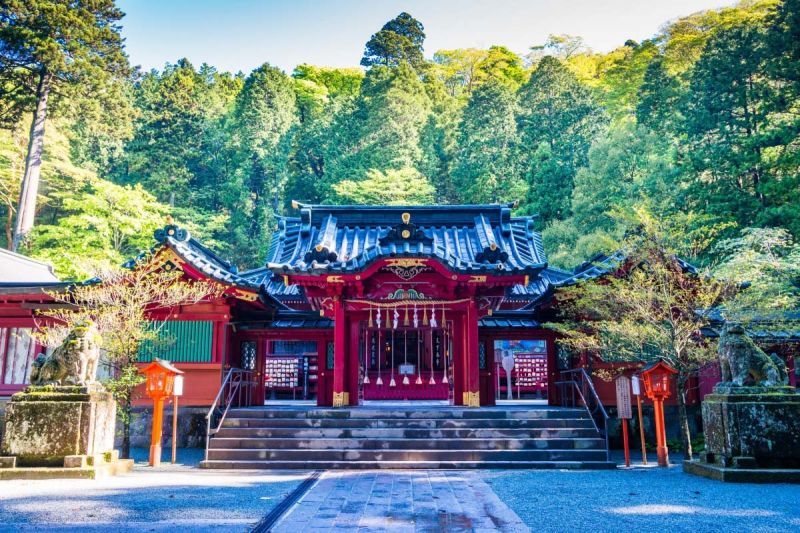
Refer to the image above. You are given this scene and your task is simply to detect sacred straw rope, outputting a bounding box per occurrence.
[346,298,471,308]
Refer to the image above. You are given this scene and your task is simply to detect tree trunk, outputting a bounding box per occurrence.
[5,200,14,250]
[121,397,132,459]
[676,375,693,460]
[12,70,52,251]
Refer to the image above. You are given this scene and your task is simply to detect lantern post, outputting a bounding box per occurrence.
[640,360,678,467]
[142,359,184,467]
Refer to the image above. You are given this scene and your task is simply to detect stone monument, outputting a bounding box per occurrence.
[684,325,800,482]
[0,323,129,477]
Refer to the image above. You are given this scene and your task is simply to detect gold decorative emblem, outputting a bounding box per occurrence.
[232,288,258,301]
[401,212,411,224]
[332,391,350,407]
[385,258,428,281]
[469,275,488,283]
[326,275,345,283]
[401,229,411,239]
[386,258,426,268]
[463,391,480,407]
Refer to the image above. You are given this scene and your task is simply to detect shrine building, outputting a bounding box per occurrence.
[0,202,796,408]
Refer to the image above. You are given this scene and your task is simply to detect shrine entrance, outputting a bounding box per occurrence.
[358,306,454,402]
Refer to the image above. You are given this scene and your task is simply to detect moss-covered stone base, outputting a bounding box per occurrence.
[699,388,800,470]
[0,384,116,467]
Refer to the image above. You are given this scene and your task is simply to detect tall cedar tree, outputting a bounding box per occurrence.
[361,12,426,70]
[228,63,297,266]
[0,0,129,250]
[324,63,431,188]
[453,80,524,204]
[635,56,682,131]
[517,56,606,222]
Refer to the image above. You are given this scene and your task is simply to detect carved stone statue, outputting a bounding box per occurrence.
[30,322,102,386]
[717,324,787,388]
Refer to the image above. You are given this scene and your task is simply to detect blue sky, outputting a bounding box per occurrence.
[118,0,737,74]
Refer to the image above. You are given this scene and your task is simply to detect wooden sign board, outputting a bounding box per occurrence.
[615,376,632,419]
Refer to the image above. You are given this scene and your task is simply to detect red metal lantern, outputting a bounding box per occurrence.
[640,360,677,400]
[141,359,183,467]
[639,359,677,467]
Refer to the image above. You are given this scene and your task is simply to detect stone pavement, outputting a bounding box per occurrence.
[271,470,529,533]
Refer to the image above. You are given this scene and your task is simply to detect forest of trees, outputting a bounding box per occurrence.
[1,0,799,279]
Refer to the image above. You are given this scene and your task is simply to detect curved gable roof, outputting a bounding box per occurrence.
[265,203,548,277]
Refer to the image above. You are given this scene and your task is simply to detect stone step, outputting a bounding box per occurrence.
[221,417,597,430]
[213,426,601,439]
[208,437,606,450]
[225,408,588,420]
[200,459,616,470]
[205,448,609,462]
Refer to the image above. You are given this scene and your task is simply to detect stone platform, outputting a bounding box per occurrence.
[1,384,117,469]
[686,386,800,482]
[683,459,800,483]
[0,451,133,480]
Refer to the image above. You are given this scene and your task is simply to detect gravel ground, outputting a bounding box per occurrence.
[0,449,308,532]
[3,448,800,532]
[483,453,800,533]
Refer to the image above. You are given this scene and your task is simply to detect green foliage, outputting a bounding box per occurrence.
[452,81,524,204]
[333,167,434,205]
[432,46,526,97]
[361,12,426,70]
[713,227,800,325]
[29,178,165,279]
[517,56,607,222]
[325,63,431,187]
[0,1,798,293]
[0,0,129,126]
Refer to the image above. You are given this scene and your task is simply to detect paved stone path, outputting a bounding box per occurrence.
[272,470,529,533]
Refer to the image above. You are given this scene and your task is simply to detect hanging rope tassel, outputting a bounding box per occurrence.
[442,323,449,384]
[368,306,374,328]
[402,329,410,385]
[363,329,370,384]
[422,306,428,326]
[376,328,383,386]
[415,329,422,385]
[403,306,410,327]
[389,329,396,387]
[429,327,436,385]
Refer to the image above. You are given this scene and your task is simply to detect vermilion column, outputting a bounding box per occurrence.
[463,300,480,407]
[332,296,348,407]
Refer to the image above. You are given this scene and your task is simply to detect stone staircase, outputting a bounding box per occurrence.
[200,405,615,470]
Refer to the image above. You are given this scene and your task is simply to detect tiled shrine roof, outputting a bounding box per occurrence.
[264,203,548,277]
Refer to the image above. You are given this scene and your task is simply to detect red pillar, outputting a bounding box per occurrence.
[463,300,480,407]
[332,296,349,407]
[452,311,464,405]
